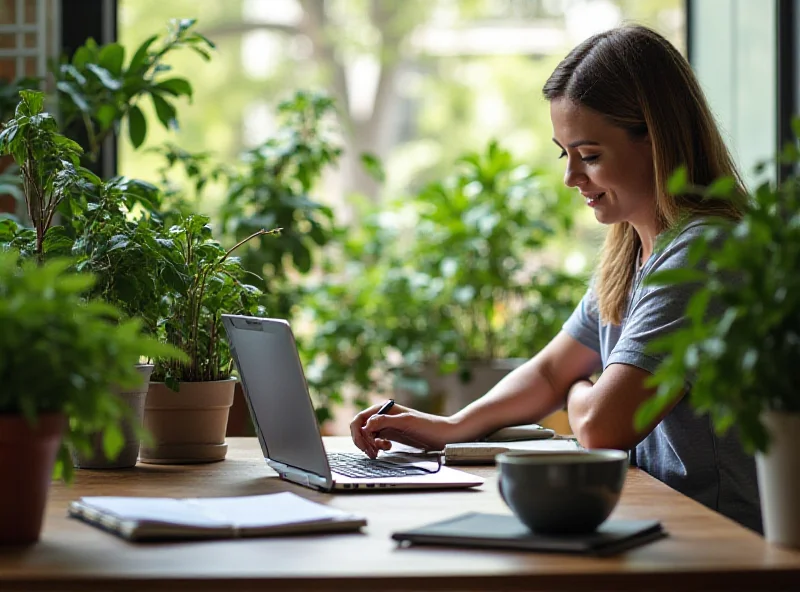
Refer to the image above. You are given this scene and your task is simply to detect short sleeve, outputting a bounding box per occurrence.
[562,287,601,354]
[606,222,714,380]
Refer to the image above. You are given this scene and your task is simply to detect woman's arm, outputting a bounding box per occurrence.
[567,363,683,450]
[448,331,602,441]
[353,331,602,457]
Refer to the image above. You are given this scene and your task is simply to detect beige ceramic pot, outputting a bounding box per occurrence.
[72,364,154,469]
[756,411,800,549]
[0,413,65,545]
[139,378,236,464]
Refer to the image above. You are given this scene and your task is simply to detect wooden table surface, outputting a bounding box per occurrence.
[1,437,799,591]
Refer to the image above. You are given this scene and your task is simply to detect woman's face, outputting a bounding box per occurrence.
[550,98,656,228]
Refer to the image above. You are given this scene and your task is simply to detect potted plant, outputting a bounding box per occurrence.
[66,176,176,469]
[635,157,800,548]
[0,251,176,544]
[141,214,277,464]
[0,89,186,469]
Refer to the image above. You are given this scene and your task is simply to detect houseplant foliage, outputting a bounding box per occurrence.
[634,149,800,547]
[149,142,229,226]
[220,90,342,319]
[152,214,277,387]
[0,251,176,483]
[301,143,583,419]
[55,18,213,161]
[399,140,582,374]
[0,90,85,261]
[69,175,167,331]
[139,215,276,464]
[634,162,800,453]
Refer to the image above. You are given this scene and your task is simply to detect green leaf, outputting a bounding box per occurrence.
[102,424,125,460]
[71,45,92,69]
[360,153,385,183]
[42,227,74,255]
[97,43,125,76]
[95,103,117,130]
[155,77,193,98]
[86,63,122,91]
[645,268,706,287]
[176,18,197,32]
[127,105,147,148]
[128,34,158,72]
[56,82,90,113]
[667,166,689,195]
[150,93,178,129]
[704,176,736,198]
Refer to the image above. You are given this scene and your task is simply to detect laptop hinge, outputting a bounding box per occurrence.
[268,459,331,491]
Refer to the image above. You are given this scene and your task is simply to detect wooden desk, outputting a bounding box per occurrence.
[1,438,799,591]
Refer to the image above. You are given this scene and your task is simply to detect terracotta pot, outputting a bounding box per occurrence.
[0,413,65,545]
[139,378,236,464]
[226,381,255,436]
[72,364,154,469]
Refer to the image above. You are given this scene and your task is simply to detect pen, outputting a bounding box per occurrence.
[376,399,395,415]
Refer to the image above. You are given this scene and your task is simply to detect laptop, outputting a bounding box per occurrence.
[222,314,484,492]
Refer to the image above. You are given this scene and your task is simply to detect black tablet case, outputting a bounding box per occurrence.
[392,512,666,556]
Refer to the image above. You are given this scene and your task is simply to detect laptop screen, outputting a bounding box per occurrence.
[222,317,330,479]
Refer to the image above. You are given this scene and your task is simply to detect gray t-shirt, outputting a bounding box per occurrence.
[563,218,762,533]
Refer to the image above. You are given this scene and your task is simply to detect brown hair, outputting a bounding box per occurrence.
[543,24,745,325]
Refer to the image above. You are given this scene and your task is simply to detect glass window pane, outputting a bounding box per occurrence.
[690,0,776,188]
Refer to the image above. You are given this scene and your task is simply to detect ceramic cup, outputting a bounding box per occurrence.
[496,449,629,534]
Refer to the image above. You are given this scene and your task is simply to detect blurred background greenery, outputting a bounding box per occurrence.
[109,0,682,433]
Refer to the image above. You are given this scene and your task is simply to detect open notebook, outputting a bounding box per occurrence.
[68,492,366,542]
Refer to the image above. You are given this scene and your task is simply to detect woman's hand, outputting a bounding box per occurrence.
[349,402,459,458]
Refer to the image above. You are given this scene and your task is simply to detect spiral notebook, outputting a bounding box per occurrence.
[69,492,367,542]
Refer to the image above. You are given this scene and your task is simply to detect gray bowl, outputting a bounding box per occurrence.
[496,449,629,535]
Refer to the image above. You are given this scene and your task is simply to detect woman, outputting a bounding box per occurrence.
[350,24,762,533]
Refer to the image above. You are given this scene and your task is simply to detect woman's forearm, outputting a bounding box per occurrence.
[565,378,594,441]
[447,356,568,443]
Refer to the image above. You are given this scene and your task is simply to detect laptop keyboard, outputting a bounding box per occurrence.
[327,453,429,478]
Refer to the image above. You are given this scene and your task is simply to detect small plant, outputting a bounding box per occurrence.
[0,90,84,261]
[635,158,800,453]
[55,18,214,161]
[221,90,342,319]
[0,251,178,482]
[153,214,279,388]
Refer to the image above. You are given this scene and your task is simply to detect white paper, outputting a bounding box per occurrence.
[79,492,350,529]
